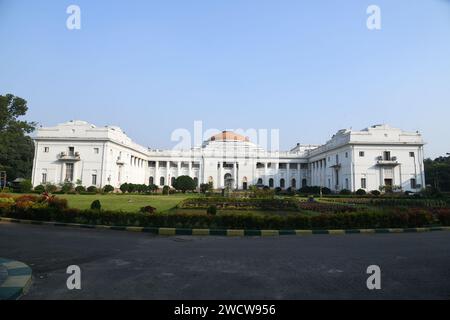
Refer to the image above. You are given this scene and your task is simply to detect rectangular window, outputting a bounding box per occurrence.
[384,151,391,161]
[345,152,348,158]
[300,163,308,169]
[410,178,417,189]
[94,148,99,154]
[42,173,47,184]
[65,163,74,182]
[68,147,75,156]
[92,174,97,186]
[335,154,339,164]
[345,178,349,190]
[289,163,298,170]
[44,147,49,153]
[361,178,367,189]
[410,152,415,157]
[359,151,365,157]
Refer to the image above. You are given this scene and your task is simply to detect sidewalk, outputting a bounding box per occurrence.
[0,258,32,300]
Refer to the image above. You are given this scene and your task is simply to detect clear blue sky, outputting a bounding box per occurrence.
[1,0,449,157]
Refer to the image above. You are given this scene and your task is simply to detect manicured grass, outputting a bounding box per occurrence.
[60,194,195,212]
[10,193,195,213]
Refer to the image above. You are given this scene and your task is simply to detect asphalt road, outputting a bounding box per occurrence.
[0,221,449,300]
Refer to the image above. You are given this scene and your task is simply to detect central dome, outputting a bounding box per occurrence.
[209,131,250,142]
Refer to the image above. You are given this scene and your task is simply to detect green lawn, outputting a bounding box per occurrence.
[52,194,194,212]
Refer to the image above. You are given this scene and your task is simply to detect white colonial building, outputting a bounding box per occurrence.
[31,121,426,193]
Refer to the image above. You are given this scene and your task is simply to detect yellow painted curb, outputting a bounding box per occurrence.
[126,226,144,232]
[295,230,313,235]
[192,229,210,236]
[227,229,245,237]
[159,228,176,236]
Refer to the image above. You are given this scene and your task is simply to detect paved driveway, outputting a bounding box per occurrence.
[0,221,449,299]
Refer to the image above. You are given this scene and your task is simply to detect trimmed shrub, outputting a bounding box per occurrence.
[355,189,367,196]
[0,207,438,230]
[173,176,196,193]
[339,189,352,195]
[120,183,129,193]
[87,186,98,193]
[75,186,86,193]
[103,185,114,193]
[45,184,58,193]
[370,190,381,196]
[207,205,217,216]
[90,200,101,210]
[34,185,46,193]
[61,182,74,194]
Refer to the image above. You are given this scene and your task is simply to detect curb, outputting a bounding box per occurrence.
[0,258,32,300]
[1,217,449,237]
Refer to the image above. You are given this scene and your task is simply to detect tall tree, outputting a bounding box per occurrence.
[424,156,450,192]
[0,94,36,181]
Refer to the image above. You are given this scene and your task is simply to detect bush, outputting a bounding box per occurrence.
[162,186,170,195]
[207,205,217,216]
[47,197,68,210]
[140,206,156,214]
[0,206,438,230]
[435,208,450,226]
[19,179,33,193]
[120,183,129,193]
[339,189,352,195]
[75,186,86,193]
[34,185,46,193]
[90,200,101,210]
[173,176,196,193]
[61,182,74,194]
[148,184,159,194]
[87,186,98,193]
[355,189,366,196]
[45,184,58,193]
[370,190,381,196]
[200,182,213,194]
[103,185,114,193]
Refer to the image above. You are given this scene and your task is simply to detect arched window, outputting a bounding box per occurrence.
[224,173,233,189]
[160,177,165,186]
[291,178,296,188]
[269,178,274,188]
[280,179,285,189]
[149,176,154,185]
[242,177,248,190]
[193,177,198,187]
[171,177,176,186]
[257,178,263,185]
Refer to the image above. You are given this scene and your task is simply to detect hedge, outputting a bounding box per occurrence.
[179,197,301,211]
[1,206,447,230]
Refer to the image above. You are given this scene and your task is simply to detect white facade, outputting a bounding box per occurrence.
[31,121,426,192]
